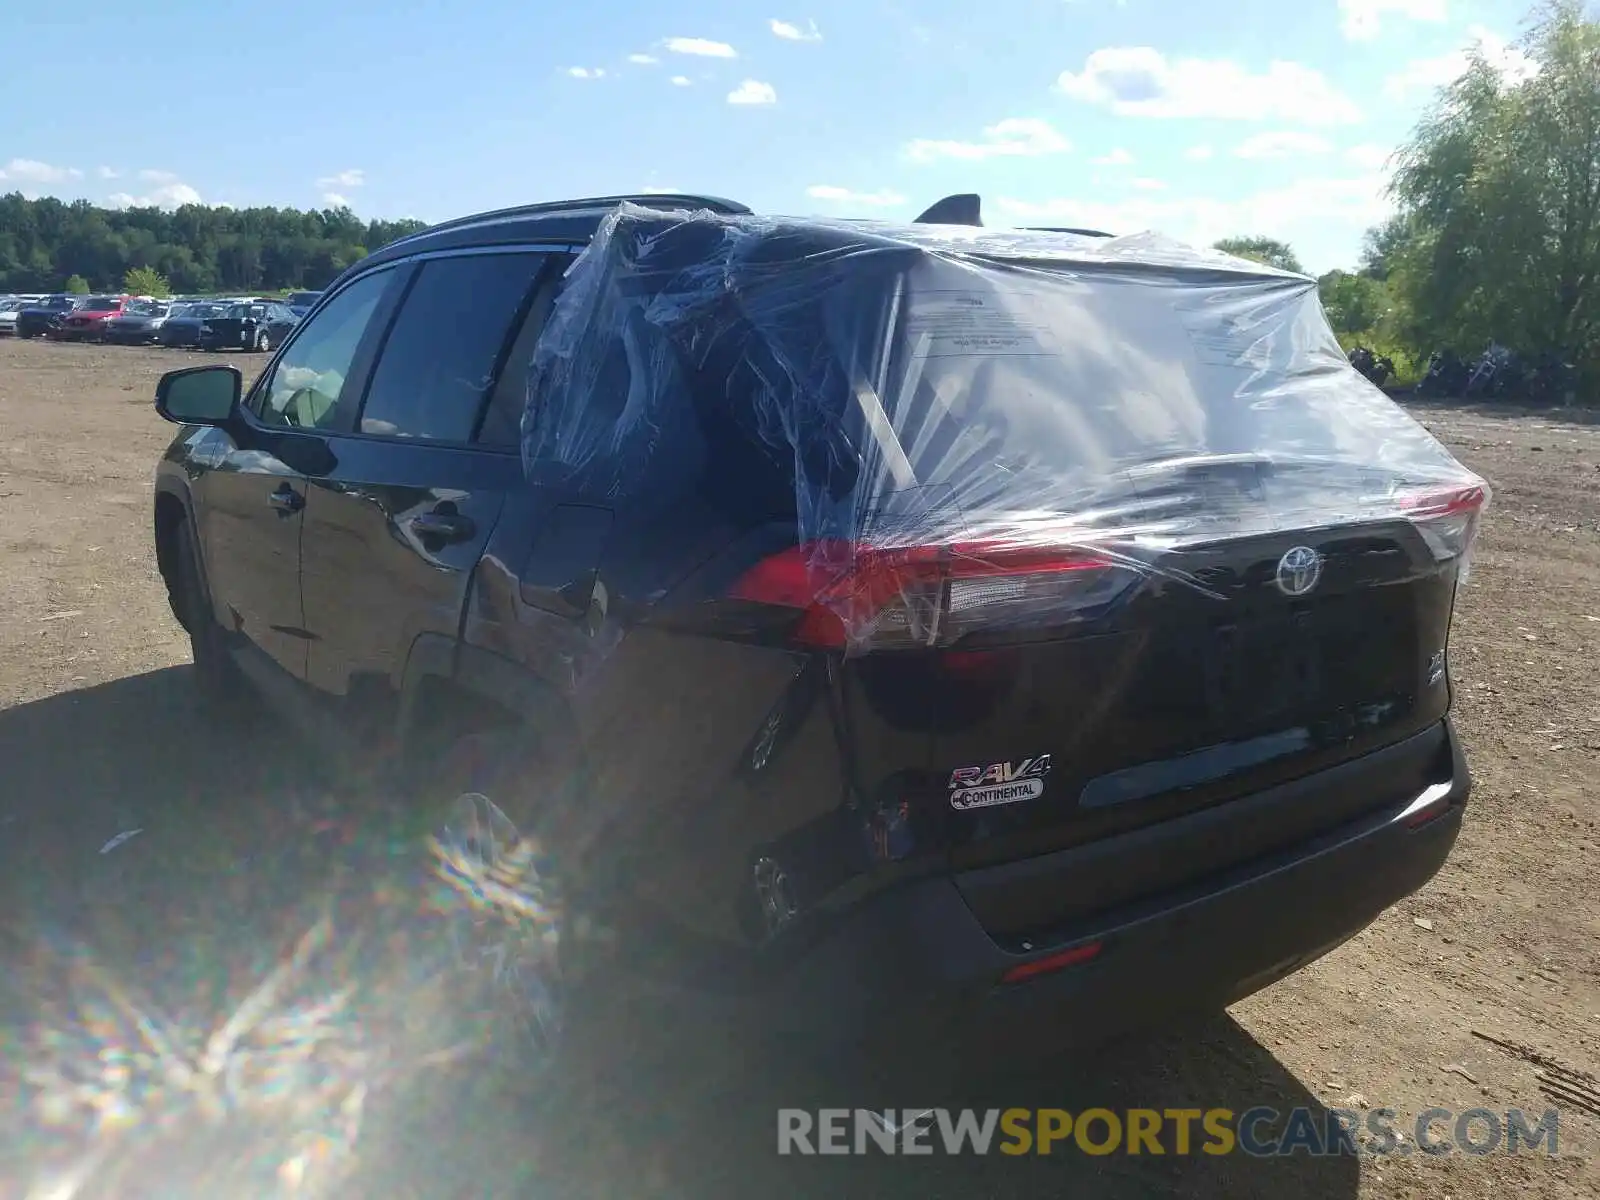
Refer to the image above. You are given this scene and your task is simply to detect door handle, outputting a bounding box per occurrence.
[409,508,476,542]
[267,486,304,514]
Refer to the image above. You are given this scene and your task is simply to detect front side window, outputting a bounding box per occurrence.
[357,252,544,442]
[255,269,393,430]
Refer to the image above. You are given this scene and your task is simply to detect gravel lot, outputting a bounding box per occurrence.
[0,337,1596,1198]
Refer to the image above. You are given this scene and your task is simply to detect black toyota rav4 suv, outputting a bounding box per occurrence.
[151,191,1482,1069]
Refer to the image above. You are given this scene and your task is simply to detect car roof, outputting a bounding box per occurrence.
[341,192,750,283]
[321,192,1121,298]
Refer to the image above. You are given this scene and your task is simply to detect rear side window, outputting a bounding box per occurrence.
[358,252,544,442]
[477,253,571,449]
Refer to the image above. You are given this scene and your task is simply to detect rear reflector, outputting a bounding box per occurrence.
[729,539,1135,650]
[1400,781,1454,828]
[1000,939,1104,984]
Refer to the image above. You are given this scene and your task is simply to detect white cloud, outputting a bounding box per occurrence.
[728,79,778,105]
[106,181,203,209]
[0,158,83,184]
[1383,25,1536,100]
[770,18,822,42]
[670,75,693,86]
[1092,148,1134,166]
[665,37,737,57]
[322,192,351,207]
[138,168,179,184]
[640,185,684,194]
[315,168,365,189]
[1345,142,1393,171]
[806,184,907,207]
[1057,47,1361,125]
[1185,144,1215,161]
[1338,0,1446,41]
[907,117,1071,163]
[97,166,119,180]
[1131,178,1168,191]
[566,66,606,79]
[1234,131,1334,159]
[997,172,1391,270]
[628,53,660,64]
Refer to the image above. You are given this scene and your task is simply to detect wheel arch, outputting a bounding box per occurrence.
[396,638,579,776]
[153,478,203,629]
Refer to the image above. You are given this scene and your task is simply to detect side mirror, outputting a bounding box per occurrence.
[155,365,242,427]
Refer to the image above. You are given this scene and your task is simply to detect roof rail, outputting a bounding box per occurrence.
[397,193,751,242]
[1022,225,1114,238]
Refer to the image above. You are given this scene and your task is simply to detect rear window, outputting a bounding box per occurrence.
[357,252,543,441]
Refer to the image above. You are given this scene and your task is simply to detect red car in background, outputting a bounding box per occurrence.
[50,295,138,342]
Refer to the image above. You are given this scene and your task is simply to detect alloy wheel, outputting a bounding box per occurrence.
[429,791,565,1064]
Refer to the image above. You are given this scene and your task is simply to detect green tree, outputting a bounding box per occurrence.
[64,273,90,294]
[1357,215,1412,281]
[1318,269,1390,337]
[1213,236,1305,274]
[0,192,426,294]
[124,265,170,297]
[1388,0,1600,366]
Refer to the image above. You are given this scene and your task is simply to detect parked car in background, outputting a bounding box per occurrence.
[286,289,323,316]
[0,297,23,335]
[159,302,228,348]
[104,302,176,345]
[197,300,299,352]
[51,295,139,342]
[15,295,82,339]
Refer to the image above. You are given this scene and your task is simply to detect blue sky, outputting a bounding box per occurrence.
[1,0,1538,272]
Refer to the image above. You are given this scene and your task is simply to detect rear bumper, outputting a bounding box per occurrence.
[198,327,253,350]
[723,717,1469,1054]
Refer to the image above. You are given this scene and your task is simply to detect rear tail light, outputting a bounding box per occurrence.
[730,539,1138,650]
[1397,484,1487,564]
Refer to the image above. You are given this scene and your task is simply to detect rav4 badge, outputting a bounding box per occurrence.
[948,756,1052,811]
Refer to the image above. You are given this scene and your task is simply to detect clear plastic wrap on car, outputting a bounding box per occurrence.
[524,203,1488,654]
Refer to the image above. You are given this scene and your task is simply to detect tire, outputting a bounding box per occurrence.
[405,729,631,1106]
[171,514,250,716]
[255,329,271,353]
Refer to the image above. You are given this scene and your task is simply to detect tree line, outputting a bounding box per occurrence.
[0,194,426,295]
[1218,1,1600,392]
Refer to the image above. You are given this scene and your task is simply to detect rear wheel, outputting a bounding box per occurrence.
[414,731,599,1097]
[406,731,758,1130]
[255,329,271,353]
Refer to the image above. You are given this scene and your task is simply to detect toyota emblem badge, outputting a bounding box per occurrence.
[1275,546,1323,597]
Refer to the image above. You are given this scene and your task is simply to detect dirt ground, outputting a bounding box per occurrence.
[0,337,1596,1198]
